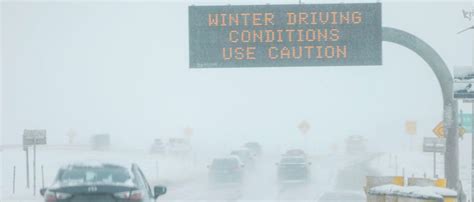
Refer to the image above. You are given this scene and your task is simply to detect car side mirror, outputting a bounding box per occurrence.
[40,188,47,196]
[154,186,167,199]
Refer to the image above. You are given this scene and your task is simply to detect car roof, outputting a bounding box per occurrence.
[213,156,242,163]
[280,157,307,164]
[231,148,251,152]
[61,161,135,170]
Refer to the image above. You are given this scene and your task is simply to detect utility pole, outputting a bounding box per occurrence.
[471,28,474,202]
[471,101,473,202]
[471,26,473,202]
[458,25,474,202]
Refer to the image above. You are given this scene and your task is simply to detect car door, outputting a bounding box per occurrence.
[132,165,154,201]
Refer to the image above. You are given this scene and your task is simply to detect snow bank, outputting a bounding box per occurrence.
[368,185,457,199]
[368,184,404,195]
[398,186,443,199]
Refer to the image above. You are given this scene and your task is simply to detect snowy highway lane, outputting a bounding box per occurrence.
[2,146,377,202]
[159,154,376,202]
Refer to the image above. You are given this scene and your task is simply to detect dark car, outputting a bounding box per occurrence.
[276,157,311,183]
[40,162,166,202]
[243,142,262,157]
[208,156,244,183]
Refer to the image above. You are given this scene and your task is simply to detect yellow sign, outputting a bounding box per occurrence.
[183,127,193,137]
[405,121,417,135]
[432,121,465,138]
[435,178,446,187]
[392,176,405,186]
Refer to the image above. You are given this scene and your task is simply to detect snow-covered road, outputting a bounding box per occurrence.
[1,146,382,202]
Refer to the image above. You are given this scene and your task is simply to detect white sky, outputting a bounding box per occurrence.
[1,0,473,154]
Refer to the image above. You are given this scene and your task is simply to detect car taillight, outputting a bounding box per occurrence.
[113,191,130,199]
[129,190,144,200]
[56,192,72,200]
[44,190,72,202]
[44,191,56,202]
[113,190,144,201]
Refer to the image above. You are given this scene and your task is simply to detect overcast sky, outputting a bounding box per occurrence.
[1,0,473,154]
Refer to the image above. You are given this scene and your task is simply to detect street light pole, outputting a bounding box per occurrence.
[471,28,474,202]
[471,102,474,202]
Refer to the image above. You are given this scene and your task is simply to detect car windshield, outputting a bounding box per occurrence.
[58,164,134,186]
[281,158,305,164]
[212,159,239,169]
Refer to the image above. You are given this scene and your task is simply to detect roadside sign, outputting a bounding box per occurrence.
[405,121,417,135]
[454,66,474,83]
[460,113,472,133]
[22,129,46,196]
[66,129,77,145]
[453,66,474,99]
[189,3,382,68]
[454,83,474,99]
[298,121,310,135]
[423,137,446,153]
[432,122,443,138]
[183,127,193,137]
[432,121,465,138]
[23,129,47,146]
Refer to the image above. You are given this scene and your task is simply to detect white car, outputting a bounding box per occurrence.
[208,156,245,184]
[277,156,311,183]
